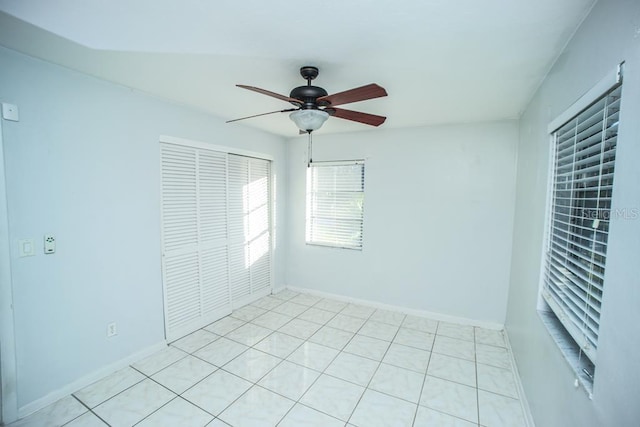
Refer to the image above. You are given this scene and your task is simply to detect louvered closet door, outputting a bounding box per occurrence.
[198,151,230,317]
[160,143,231,341]
[228,155,251,305]
[228,155,272,308]
[248,158,271,294]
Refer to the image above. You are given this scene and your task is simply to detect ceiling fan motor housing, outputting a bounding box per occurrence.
[289,85,328,109]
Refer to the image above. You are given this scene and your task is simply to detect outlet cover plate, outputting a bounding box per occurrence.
[107,322,117,337]
[2,103,19,121]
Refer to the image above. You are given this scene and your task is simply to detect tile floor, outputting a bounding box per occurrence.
[9,290,528,427]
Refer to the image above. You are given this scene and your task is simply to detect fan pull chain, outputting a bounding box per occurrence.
[307,131,313,167]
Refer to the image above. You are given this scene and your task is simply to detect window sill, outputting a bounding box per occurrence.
[538,309,594,398]
[305,241,362,251]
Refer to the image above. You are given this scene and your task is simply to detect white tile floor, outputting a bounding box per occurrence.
[9,290,528,427]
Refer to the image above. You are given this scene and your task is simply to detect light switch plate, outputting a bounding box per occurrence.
[18,239,35,257]
[2,103,19,121]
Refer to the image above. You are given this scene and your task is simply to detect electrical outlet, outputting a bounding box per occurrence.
[44,234,56,254]
[107,322,117,337]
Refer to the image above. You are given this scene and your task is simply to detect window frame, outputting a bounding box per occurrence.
[305,160,365,250]
[538,63,624,394]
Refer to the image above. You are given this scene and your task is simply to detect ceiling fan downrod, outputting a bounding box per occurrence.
[290,66,328,110]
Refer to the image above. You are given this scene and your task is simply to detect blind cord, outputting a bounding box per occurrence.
[307,131,313,167]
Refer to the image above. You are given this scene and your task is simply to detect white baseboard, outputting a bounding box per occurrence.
[285,285,504,330]
[18,340,167,419]
[503,329,536,427]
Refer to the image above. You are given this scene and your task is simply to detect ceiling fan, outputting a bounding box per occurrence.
[227,66,388,133]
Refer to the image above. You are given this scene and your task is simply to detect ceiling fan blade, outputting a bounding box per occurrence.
[317,83,387,107]
[236,85,302,104]
[329,107,387,127]
[226,108,298,123]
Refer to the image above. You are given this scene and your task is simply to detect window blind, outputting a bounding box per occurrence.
[306,161,365,250]
[542,83,622,364]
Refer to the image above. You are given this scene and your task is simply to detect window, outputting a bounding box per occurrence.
[306,161,365,250]
[540,67,623,391]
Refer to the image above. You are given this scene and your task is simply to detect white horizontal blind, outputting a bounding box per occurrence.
[542,84,622,364]
[306,161,365,250]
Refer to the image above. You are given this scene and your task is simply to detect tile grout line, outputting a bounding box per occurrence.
[266,300,378,425]
[348,313,410,426]
[63,394,112,427]
[129,395,182,427]
[254,304,350,427]
[218,294,511,424]
[193,293,342,425]
[130,367,212,425]
[278,299,370,425]
[83,365,187,427]
[151,332,251,424]
[72,366,151,422]
[180,305,305,426]
[266,297,477,424]
[410,319,439,427]
[249,294,358,425]
[341,308,396,425]
[54,291,517,427]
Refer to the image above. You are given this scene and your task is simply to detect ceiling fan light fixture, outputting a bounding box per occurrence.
[289,109,329,132]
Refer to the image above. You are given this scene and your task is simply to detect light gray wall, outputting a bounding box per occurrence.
[286,122,518,325]
[506,0,640,426]
[0,46,287,409]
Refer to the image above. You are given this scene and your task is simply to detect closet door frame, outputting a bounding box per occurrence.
[159,135,274,341]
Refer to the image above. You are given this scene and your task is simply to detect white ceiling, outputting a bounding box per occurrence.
[0,0,595,136]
